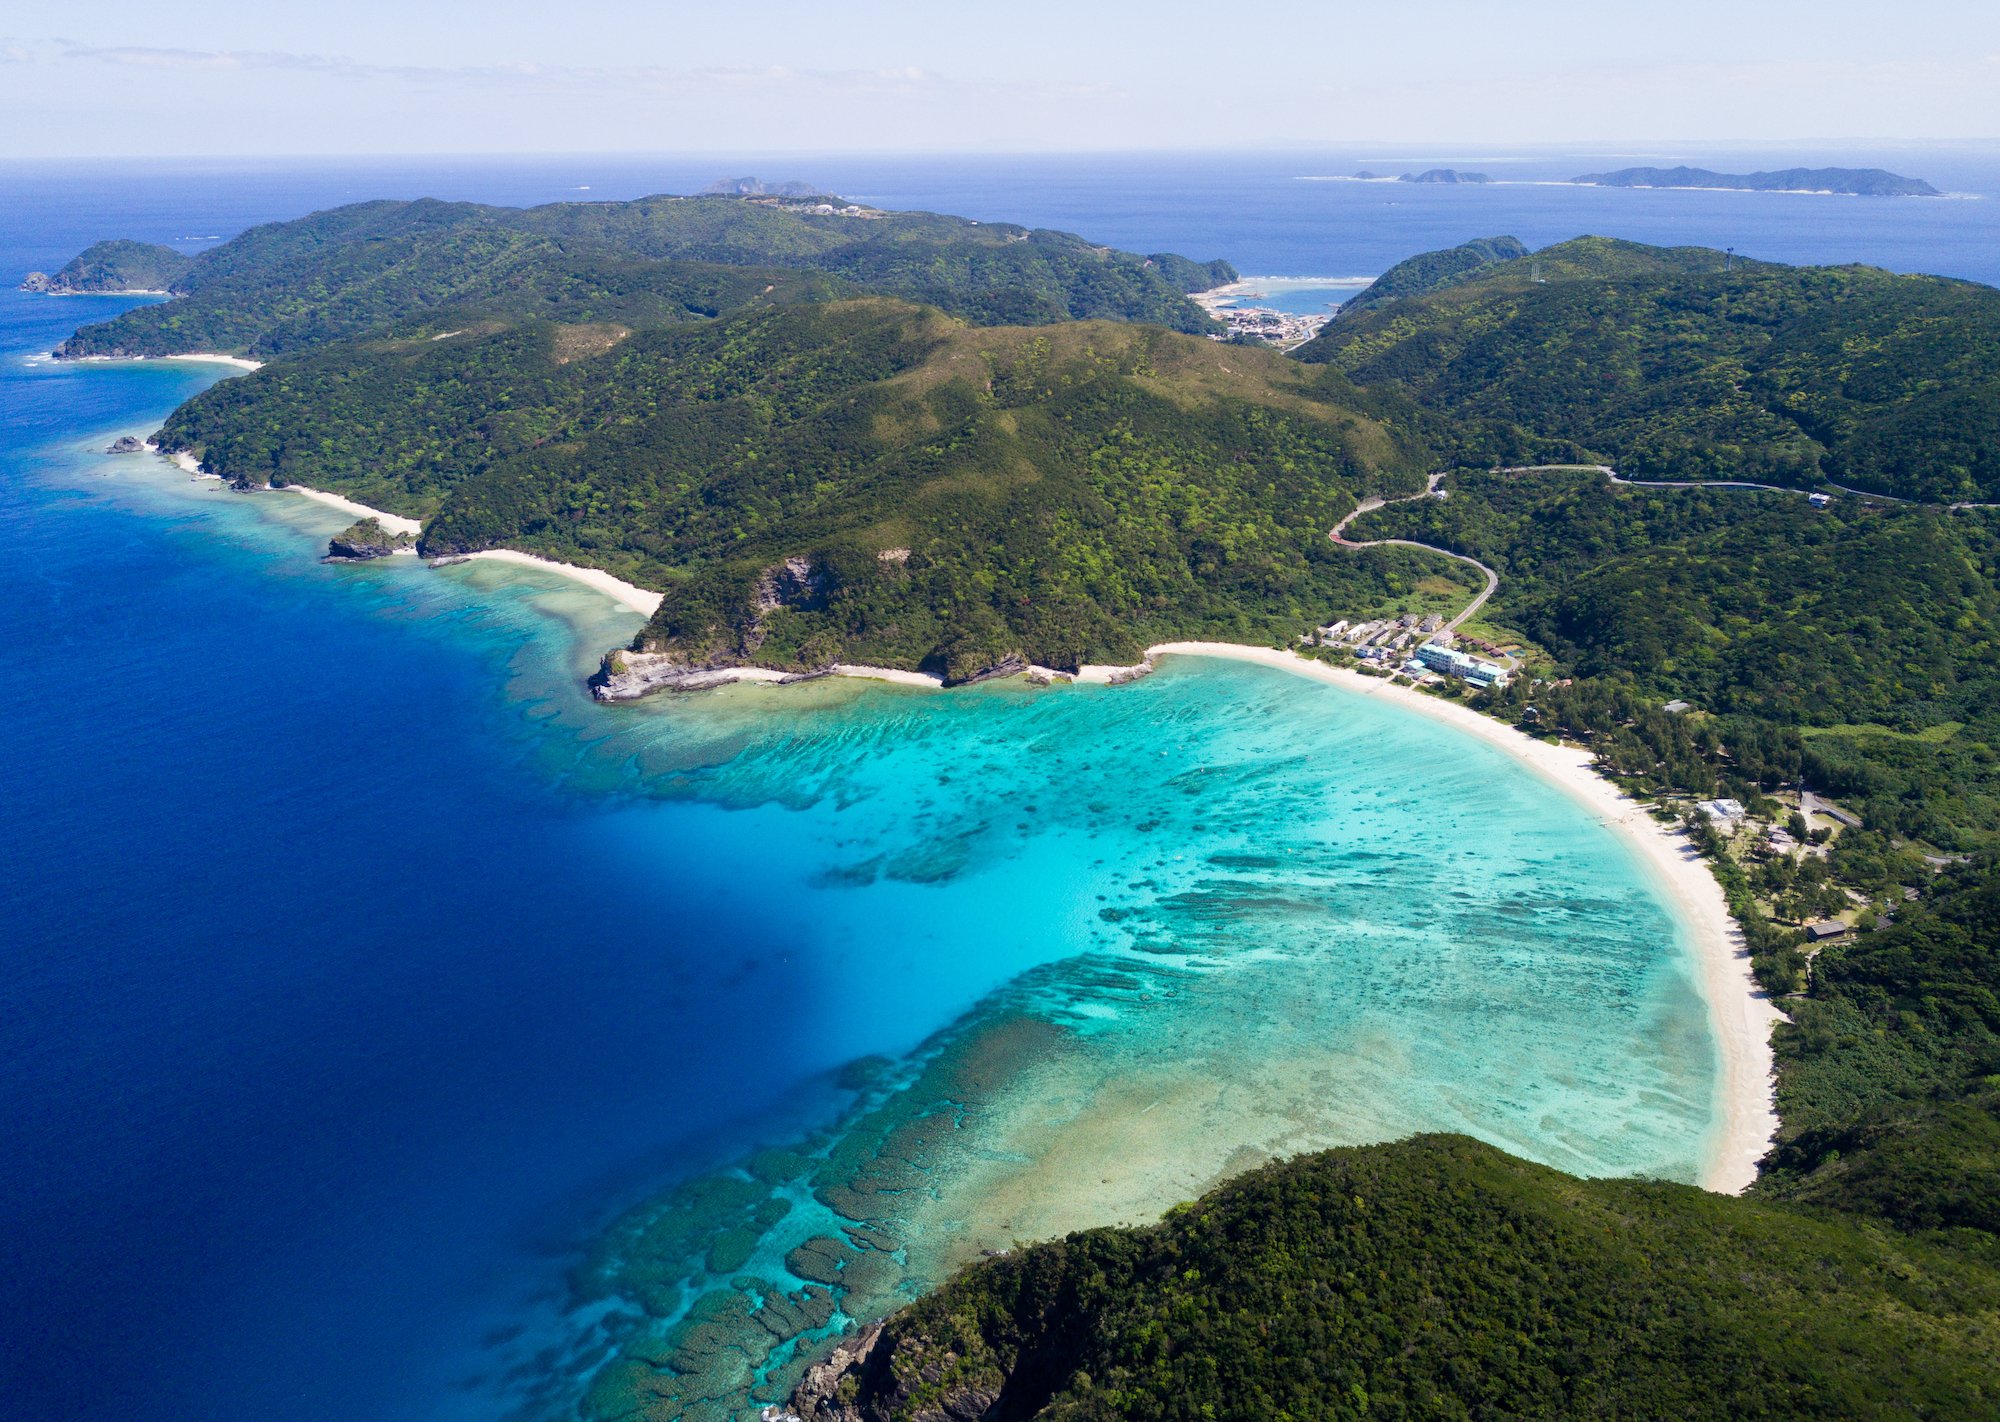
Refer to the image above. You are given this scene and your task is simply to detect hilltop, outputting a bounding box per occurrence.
[50,194,1235,360]
[769,1134,2000,1422]
[1334,234,1527,318]
[19,238,190,294]
[1294,235,2000,502]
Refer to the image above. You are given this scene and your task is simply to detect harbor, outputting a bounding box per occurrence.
[1190,275,1374,349]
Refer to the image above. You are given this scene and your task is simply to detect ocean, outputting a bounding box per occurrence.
[1,150,1990,1422]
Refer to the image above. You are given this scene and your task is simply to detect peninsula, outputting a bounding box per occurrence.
[19,238,191,294]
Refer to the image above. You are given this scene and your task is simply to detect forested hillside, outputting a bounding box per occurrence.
[51,195,1230,359]
[1334,234,1526,319]
[1351,469,2000,850]
[1295,237,2000,501]
[1756,848,1999,1233]
[768,1136,2000,1422]
[158,298,1438,678]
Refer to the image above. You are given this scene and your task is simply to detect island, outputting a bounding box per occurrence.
[38,198,2000,1422]
[1571,165,1940,196]
[1399,167,1489,183]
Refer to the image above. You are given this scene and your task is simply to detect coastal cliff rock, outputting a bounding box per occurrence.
[591,650,778,701]
[951,651,1030,685]
[105,436,147,454]
[20,272,51,293]
[758,555,831,614]
[325,517,415,561]
[792,1321,1003,1422]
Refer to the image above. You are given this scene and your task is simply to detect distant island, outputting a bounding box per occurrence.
[1389,168,1489,184]
[1571,165,1939,196]
[697,176,833,198]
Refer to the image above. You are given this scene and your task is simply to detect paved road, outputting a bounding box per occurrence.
[1329,473,1505,639]
[1329,465,2000,664]
[1497,463,2000,510]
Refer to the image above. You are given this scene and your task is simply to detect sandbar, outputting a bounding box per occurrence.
[1129,642,1783,1194]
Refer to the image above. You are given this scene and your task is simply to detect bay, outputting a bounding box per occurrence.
[4,149,1983,1422]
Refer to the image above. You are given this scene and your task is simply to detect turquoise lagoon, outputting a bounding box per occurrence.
[8,330,1710,1422]
[125,470,1714,1418]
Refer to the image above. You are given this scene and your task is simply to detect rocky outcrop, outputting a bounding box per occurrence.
[20,272,51,293]
[792,1323,1004,1422]
[757,555,831,614]
[105,436,147,454]
[952,652,1029,685]
[325,517,415,561]
[591,650,791,701]
[790,1324,884,1421]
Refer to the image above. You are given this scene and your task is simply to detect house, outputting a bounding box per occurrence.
[1805,920,1849,942]
[1696,798,1746,824]
[1808,492,1832,508]
[1663,700,1691,714]
[1420,613,1443,632]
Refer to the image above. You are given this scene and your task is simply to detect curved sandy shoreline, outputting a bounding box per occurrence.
[448,549,663,617]
[175,450,1777,1187]
[1136,642,1783,1194]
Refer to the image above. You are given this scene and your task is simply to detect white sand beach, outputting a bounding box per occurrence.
[164,353,264,371]
[453,549,664,617]
[828,664,944,686]
[282,487,423,536]
[1128,643,1782,1194]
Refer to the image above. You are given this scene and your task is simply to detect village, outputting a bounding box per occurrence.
[1686,787,1962,966]
[1189,282,1339,349]
[1308,612,1514,689]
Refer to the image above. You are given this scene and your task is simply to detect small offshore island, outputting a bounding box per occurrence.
[31,179,2000,1420]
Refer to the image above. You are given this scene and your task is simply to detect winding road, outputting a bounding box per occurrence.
[1329,472,1503,637]
[1328,464,1999,663]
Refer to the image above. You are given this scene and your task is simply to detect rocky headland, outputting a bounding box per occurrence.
[324,517,416,561]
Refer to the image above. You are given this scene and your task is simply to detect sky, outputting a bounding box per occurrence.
[1,0,1996,156]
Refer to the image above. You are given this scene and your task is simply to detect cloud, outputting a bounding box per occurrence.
[58,45,1123,102]
[65,45,363,73]
[1,40,33,63]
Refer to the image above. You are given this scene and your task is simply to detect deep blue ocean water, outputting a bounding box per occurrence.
[1,151,1991,1422]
